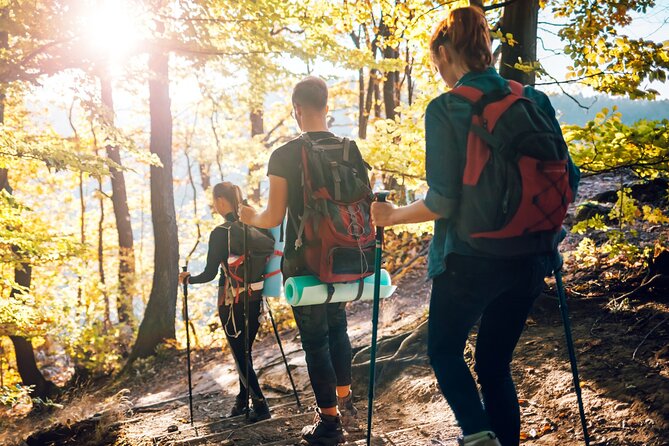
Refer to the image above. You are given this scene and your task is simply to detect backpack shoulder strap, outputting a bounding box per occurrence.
[449,85,484,103]
[507,80,524,97]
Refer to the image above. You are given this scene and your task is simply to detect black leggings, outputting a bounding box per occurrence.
[219,298,264,401]
[428,254,550,446]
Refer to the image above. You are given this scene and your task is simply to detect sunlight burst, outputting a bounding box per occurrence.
[84,0,142,63]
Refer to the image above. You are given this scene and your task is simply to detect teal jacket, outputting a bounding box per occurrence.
[423,67,581,279]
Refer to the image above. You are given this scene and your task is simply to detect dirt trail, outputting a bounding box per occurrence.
[6,172,669,446]
[11,260,667,446]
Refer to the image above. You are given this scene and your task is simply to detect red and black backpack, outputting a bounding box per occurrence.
[449,80,574,256]
[290,134,375,284]
[219,222,275,304]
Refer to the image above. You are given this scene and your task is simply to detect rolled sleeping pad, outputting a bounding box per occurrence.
[262,220,285,298]
[284,269,396,306]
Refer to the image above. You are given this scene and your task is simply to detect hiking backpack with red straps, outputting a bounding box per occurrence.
[219,222,275,305]
[449,80,574,256]
[292,134,375,284]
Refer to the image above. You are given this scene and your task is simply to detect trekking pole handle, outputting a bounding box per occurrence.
[182,266,188,289]
[375,191,390,204]
[374,191,390,243]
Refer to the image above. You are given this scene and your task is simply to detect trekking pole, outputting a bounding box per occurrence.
[265,298,301,408]
[243,222,251,420]
[555,265,590,446]
[366,191,389,446]
[181,265,195,426]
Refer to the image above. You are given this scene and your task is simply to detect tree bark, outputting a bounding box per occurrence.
[499,0,539,85]
[129,48,179,361]
[98,177,110,326]
[357,68,366,139]
[248,108,264,204]
[199,161,211,191]
[382,45,400,120]
[1,24,57,400]
[100,76,136,327]
[380,18,400,120]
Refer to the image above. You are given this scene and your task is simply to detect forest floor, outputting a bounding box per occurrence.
[4,173,669,446]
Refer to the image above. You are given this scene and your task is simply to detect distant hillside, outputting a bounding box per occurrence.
[548,93,669,125]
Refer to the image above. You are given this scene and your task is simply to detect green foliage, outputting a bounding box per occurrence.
[571,187,668,268]
[564,107,669,177]
[0,0,667,390]
[551,0,669,98]
[0,383,32,408]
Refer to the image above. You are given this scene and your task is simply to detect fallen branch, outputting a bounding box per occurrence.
[608,273,668,305]
[632,316,668,361]
[391,247,429,280]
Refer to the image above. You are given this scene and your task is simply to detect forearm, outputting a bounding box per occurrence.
[187,268,217,285]
[250,208,284,229]
[391,199,441,225]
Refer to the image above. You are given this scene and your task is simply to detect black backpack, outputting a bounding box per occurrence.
[449,80,574,256]
[219,221,274,304]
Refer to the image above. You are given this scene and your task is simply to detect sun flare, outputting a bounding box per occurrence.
[83,0,142,63]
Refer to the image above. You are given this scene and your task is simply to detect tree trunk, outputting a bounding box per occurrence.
[357,68,366,139]
[248,108,264,204]
[100,76,136,327]
[8,264,57,398]
[380,18,400,120]
[1,25,57,400]
[129,48,179,361]
[499,0,539,85]
[373,77,381,118]
[98,177,110,326]
[199,161,211,191]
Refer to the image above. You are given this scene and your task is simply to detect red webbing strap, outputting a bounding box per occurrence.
[482,94,524,132]
[462,116,490,186]
[449,85,484,102]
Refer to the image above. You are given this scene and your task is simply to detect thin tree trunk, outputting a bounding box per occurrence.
[357,68,366,139]
[129,47,179,361]
[382,45,400,120]
[199,162,211,191]
[98,177,110,326]
[210,111,224,181]
[373,74,382,118]
[100,76,136,327]
[78,170,85,309]
[362,70,378,137]
[405,46,414,106]
[499,0,539,85]
[248,108,264,204]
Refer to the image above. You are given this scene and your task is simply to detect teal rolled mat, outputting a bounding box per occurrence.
[284,269,396,306]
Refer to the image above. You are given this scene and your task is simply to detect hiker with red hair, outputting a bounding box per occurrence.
[372,6,580,446]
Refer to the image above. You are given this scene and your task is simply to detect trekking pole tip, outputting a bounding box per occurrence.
[375,191,390,203]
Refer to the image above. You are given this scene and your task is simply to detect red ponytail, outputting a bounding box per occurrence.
[430,6,492,72]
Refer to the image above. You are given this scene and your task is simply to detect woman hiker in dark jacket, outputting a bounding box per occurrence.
[371,6,579,446]
[179,182,274,422]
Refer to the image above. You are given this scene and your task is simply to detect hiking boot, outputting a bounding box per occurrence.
[457,431,502,446]
[227,394,248,418]
[301,409,345,445]
[337,392,361,432]
[337,392,358,418]
[249,398,271,423]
